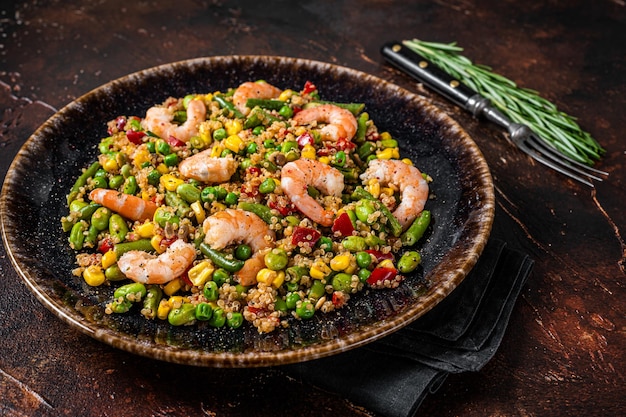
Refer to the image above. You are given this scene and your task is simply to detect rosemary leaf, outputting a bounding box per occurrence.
[403,39,604,165]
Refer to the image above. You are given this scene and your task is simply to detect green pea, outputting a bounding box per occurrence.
[355,199,377,224]
[168,303,196,326]
[246,142,258,154]
[259,178,276,194]
[200,186,217,203]
[263,139,276,149]
[109,174,125,190]
[275,298,288,312]
[295,300,315,319]
[147,169,161,186]
[355,251,372,269]
[279,105,293,118]
[235,244,252,260]
[357,268,371,283]
[285,293,301,309]
[164,153,179,167]
[212,268,231,286]
[224,191,239,206]
[332,273,353,292]
[213,186,228,200]
[120,164,132,178]
[309,279,326,299]
[240,158,252,170]
[105,264,127,281]
[397,250,422,274]
[195,302,213,321]
[252,126,264,136]
[176,183,201,203]
[208,307,226,327]
[203,281,219,301]
[341,236,367,252]
[226,312,244,328]
[264,248,288,271]
[114,282,147,302]
[123,175,138,195]
[213,128,227,141]
[333,150,346,167]
[69,221,87,250]
[109,214,129,242]
[316,236,333,251]
[220,148,233,158]
[146,141,156,153]
[156,139,171,155]
[92,176,108,189]
[91,207,112,231]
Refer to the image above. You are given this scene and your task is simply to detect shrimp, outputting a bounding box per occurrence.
[360,159,429,230]
[89,188,157,222]
[293,104,358,141]
[280,159,345,227]
[203,209,275,286]
[117,239,197,284]
[179,148,238,183]
[141,98,206,142]
[233,81,282,115]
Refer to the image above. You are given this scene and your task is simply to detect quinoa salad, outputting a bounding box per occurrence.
[61,80,432,334]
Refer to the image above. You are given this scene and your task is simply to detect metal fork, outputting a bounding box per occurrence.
[381,41,608,187]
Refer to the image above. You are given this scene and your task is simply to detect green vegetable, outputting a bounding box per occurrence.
[295,300,315,319]
[245,98,285,110]
[168,303,196,326]
[226,312,244,328]
[331,273,352,292]
[154,207,180,227]
[400,210,431,246]
[259,178,276,194]
[397,250,422,273]
[356,251,372,269]
[308,280,326,299]
[237,201,283,224]
[195,302,213,321]
[199,243,245,273]
[105,264,126,281]
[90,207,112,231]
[285,292,301,309]
[212,268,231,286]
[203,281,219,301]
[352,187,403,237]
[109,214,129,242]
[109,174,125,189]
[264,248,288,271]
[123,175,138,195]
[235,244,252,260]
[208,307,226,327]
[165,191,191,218]
[69,221,87,250]
[355,112,369,144]
[67,161,101,205]
[214,94,244,119]
[114,282,147,302]
[141,285,162,319]
[341,236,367,252]
[176,183,201,203]
[113,239,154,257]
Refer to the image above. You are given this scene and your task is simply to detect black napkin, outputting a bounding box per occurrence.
[284,239,533,417]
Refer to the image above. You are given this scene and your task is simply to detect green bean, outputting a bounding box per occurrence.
[109,214,129,242]
[305,101,365,115]
[355,112,369,144]
[168,303,196,326]
[69,221,87,250]
[141,286,162,319]
[176,183,201,203]
[237,201,283,224]
[69,200,88,213]
[113,239,154,257]
[214,94,244,118]
[332,273,353,292]
[208,307,226,327]
[351,187,403,237]
[67,161,101,205]
[397,250,422,274]
[195,302,213,321]
[308,280,326,300]
[91,207,112,231]
[357,142,376,160]
[286,265,309,283]
[226,312,244,328]
[245,98,285,110]
[85,224,99,247]
[199,243,245,273]
[165,191,191,218]
[105,264,127,281]
[114,282,147,302]
[364,234,385,247]
[77,202,101,221]
[400,210,431,246]
[109,299,132,313]
[338,167,360,181]
[264,248,288,271]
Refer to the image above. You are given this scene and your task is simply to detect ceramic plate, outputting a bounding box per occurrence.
[0,56,494,367]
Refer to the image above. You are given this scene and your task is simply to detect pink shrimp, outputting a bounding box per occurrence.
[117,239,197,284]
[89,188,157,222]
[202,209,275,286]
[360,159,429,230]
[179,148,238,183]
[232,81,282,115]
[280,159,345,227]
[293,104,357,141]
[141,98,206,142]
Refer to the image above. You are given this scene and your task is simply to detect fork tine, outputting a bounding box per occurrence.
[515,138,598,187]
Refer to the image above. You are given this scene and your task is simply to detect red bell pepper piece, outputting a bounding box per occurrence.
[366,267,398,285]
[291,226,321,247]
[331,212,354,236]
[302,80,317,95]
[269,201,295,216]
[332,291,347,308]
[296,132,314,148]
[98,237,114,254]
[166,135,186,147]
[365,249,394,262]
[126,129,145,145]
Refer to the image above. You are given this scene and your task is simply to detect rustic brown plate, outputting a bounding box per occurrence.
[0,56,494,367]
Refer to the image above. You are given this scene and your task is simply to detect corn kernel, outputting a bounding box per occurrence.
[224,134,245,153]
[190,201,206,224]
[330,254,351,271]
[318,156,330,165]
[160,174,184,192]
[294,126,307,136]
[381,187,395,197]
[378,259,395,270]
[225,119,243,136]
[83,265,106,286]
[141,191,151,201]
[157,299,171,320]
[256,268,277,285]
[136,221,155,238]
[198,121,213,146]
[345,257,358,275]
[310,260,332,279]
[271,271,286,288]
[101,250,117,269]
[278,89,294,101]
[379,131,392,141]
[376,147,399,160]
[401,158,413,166]
[156,163,169,174]
[151,235,165,253]
[210,143,224,158]
[188,261,214,287]
[133,149,150,168]
[164,279,183,296]
[168,295,185,307]
[213,202,227,211]
[103,158,119,173]
[367,178,381,198]
[301,144,316,159]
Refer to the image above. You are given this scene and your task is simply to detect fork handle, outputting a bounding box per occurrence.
[381,41,491,117]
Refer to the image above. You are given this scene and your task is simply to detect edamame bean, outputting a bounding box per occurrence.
[168,302,196,326]
[176,183,201,203]
[69,221,87,250]
[109,214,129,242]
[259,178,276,194]
[308,280,326,299]
[114,282,147,302]
[92,176,108,189]
[108,174,125,189]
[90,207,112,231]
[341,236,367,252]
[264,248,288,271]
[355,199,377,224]
[397,250,422,273]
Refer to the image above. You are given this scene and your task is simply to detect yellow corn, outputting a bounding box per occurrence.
[256,268,277,285]
[190,201,206,224]
[101,250,117,269]
[379,131,392,141]
[318,156,330,165]
[376,147,400,160]
[213,202,227,211]
[378,259,395,270]
[310,260,332,279]
[156,163,169,174]
[83,265,106,286]
[345,257,358,275]
[136,221,155,238]
[224,134,245,153]
[401,158,413,166]
[163,279,183,296]
[151,235,165,253]
[160,174,184,192]
[187,261,214,287]
[167,295,187,308]
[301,144,316,159]
[294,126,307,136]
[330,254,351,272]
[102,157,119,173]
[133,149,150,169]
[225,119,243,136]
[141,190,151,201]
[271,271,286,288]
[367,178,381,198]
[198,121,213,146]
[278,89,294,101]
[157,299,171,320]
[381,187,395,197]
[210,143,224,158]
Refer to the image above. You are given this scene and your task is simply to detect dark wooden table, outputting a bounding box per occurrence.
[2,1,624,416]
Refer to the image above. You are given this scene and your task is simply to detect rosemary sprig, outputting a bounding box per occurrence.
[403,39,605,165]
